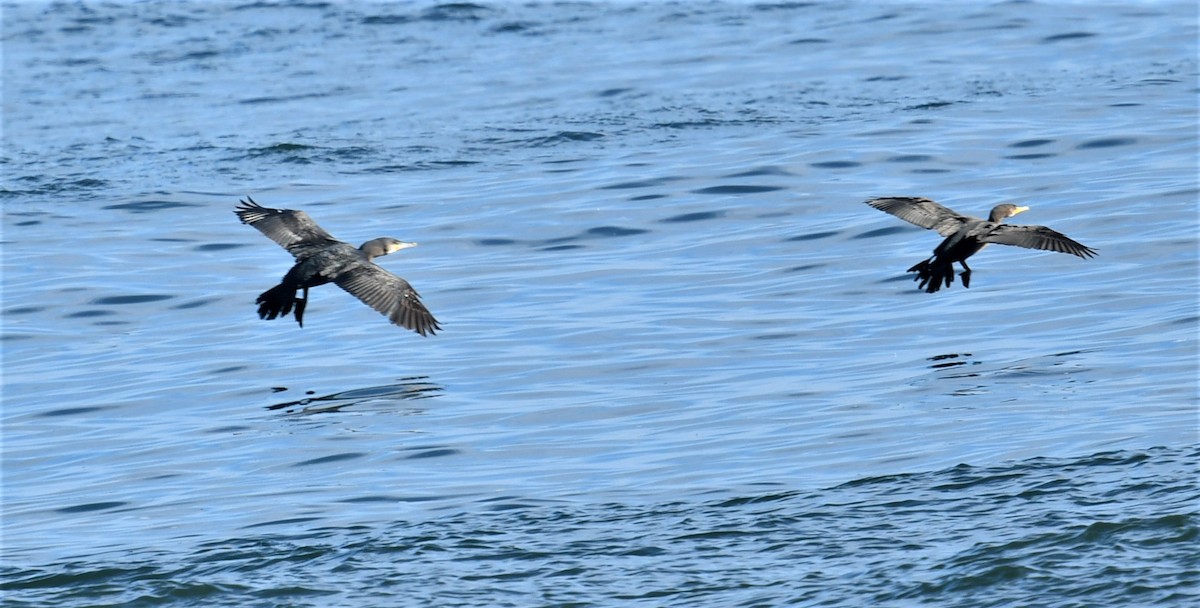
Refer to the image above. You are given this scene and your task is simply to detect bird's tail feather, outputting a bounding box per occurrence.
[256,283,296,321]
[907,258,954,293]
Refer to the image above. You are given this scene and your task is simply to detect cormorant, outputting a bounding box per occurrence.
[865,196,1096,293]
[234,197,440,335]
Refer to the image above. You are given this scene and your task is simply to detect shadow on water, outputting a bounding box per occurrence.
[265,377,442,414]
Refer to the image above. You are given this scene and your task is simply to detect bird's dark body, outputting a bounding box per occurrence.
[907,219,997,292]
[256,244,363,323]
[865,196,1096,293]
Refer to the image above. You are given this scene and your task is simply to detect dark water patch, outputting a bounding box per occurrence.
[1077,137,1137,149]
[364,160,480,173]
[527,131,605,147]
[789,37,829,44]
[723,166,794,178]
[103,200,196,213]
[882,273,918,286]
[630,194,669,201]
[654,119,743,129]
[57,501,128,514]
[342,495,401,503]
[65,310,116,318]
[600,177,680,190]
[242,517,323,529]
[477,238,519,246]
[1006,153,1056,160]
[855,226,912,239]
[248,142,313,154]
[206,425,253,433]
[809,160,861,169]
[239,91,333,105]
[755,2,818,10]
[911,167,951,174]
[597,87,634,97]
[904,101,956,111]
[293,453,366,467]
[179,49,220,62]
[194,243,245,252]
[17,178,111,195]
[241,143,373,164]
[1009,139,1055,148]
[5,306,46,315]
[785,230,839,242]
[404,448,460,460]
[423,3,492,22]
[492,21,538,34]
[1042,32,1097,43]
[659,211,725,223]
[692,185,784,195]
[785,263,822,272]
[12,219,42,226]
[752,333,797,341]
[887,154,934,163]
[585,226,648,238]
[89,295,173,305]
[145,13,195,28]
[361,14,414,25]
[865,75,907,82]
[539,244,584,252]
[172,298,220,310]
[37,406,109,417]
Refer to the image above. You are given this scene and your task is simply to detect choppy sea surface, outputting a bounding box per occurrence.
[2,1,1197,606]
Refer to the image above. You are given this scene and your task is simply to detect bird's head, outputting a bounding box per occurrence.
[361,237,418,260]
[990,204,1030,222]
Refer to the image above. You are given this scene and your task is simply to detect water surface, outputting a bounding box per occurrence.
[3,1,1197,606]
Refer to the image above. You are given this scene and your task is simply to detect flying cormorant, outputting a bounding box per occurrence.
[865,196,1096,293]
[235,197,440,335]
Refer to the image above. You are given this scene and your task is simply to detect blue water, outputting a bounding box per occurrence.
[3,1,1198,606]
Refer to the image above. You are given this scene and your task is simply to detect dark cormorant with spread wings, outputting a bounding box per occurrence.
[865,196,1096,293]
[234,197,440,335]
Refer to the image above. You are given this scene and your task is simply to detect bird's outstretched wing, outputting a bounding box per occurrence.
[980,224,1097,258]
[865,197,972,237]
[334,264,441,336]
[235,197,340,258]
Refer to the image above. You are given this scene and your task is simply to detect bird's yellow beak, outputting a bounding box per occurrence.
[1012,205,1030,215]
[388,241,418,254]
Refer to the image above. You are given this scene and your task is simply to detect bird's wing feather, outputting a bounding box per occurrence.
[864,197,970,236]
[235,197,340,257]
[980,224,1097,258]
[334,265,440,336]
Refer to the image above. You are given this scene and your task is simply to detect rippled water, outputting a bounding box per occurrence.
[3,1,1198,606]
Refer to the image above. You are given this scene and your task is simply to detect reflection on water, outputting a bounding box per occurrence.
[266,377,443,413]
[928,352,975,370]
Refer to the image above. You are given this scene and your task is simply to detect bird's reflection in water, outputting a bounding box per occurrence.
[266,377,442,414]
[927,353,980,377]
